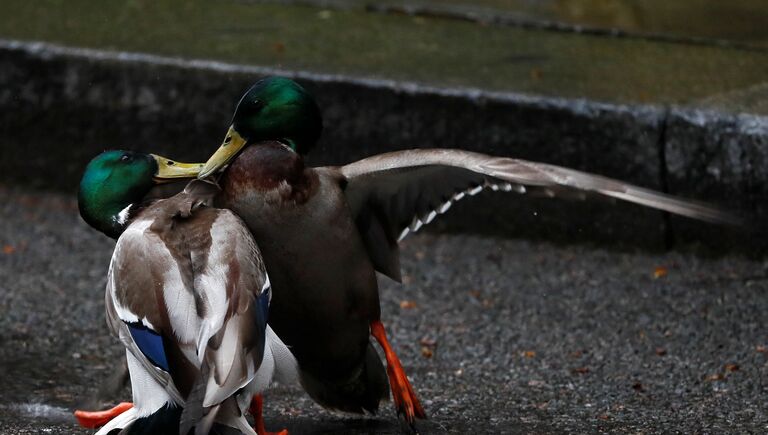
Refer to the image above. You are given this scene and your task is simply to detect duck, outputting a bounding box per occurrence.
[77,150,297,435]
[193,77,738,424]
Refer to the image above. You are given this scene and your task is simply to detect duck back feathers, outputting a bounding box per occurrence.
[102,179,296,434]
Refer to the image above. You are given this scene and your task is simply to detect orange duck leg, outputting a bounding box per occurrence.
[370,320,426,423]
[249,394,288,435]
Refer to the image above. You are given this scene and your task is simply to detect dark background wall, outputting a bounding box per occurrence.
[0,42,762,254]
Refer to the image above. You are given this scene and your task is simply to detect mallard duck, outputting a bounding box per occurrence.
[77,151,297,435]
[195,77,738,424]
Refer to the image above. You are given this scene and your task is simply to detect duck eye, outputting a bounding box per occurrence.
[120,154,132,162]
[251,99,265,112]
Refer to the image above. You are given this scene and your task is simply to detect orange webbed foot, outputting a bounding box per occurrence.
[370,320,426,424]
[74,402,134,428]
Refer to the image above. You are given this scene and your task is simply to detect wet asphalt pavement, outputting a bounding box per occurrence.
[1,185,767,434]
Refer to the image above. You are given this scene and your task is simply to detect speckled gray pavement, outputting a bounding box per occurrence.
[1,186,766,434]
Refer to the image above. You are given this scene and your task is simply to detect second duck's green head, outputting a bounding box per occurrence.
[199,76,323,178]
[78,150,202,238]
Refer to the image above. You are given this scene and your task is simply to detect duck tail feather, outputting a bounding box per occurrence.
[179,365,214,435]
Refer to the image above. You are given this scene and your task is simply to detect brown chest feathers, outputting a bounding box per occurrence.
[220,141,317,205]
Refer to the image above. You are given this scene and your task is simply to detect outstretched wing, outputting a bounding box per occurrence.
[339,149,739,281]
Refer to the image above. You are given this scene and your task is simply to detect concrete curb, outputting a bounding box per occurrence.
[0,40,763,253]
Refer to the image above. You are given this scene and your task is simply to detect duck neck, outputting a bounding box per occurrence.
[78,192,141,240]
[220,141,318,207]
[227,141,306,188]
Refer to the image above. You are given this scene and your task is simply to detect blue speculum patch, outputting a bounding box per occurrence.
[127,322,169,371]
[258,286,270,324]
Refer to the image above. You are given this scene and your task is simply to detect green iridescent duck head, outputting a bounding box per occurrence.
[198,76,323,178]
[78,150,203,238]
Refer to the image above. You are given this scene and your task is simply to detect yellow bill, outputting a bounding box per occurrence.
[198,125,247,179]
[151,154,205,183]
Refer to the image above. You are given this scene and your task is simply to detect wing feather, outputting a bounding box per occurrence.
[108,181,283,433]
[181,210,271,429]
[339,149,740,281]
[107,208,272,421]
[105,227,184,404]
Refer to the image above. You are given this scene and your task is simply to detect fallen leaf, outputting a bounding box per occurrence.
[572,367,589,375]
[272,42,286,54]
[756,345,767,353]
[706,373,725,381]
[725,363,739,372]
[419,337,437,347]
[570,350,583,358]
[523,350,536,358]
[653,266,668,279]
[530,68,543,80]
[597,414,610,421]
[420,347,433,358]
[3,245,15,254]
[655,347,667,356]
[399,300,417,309]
